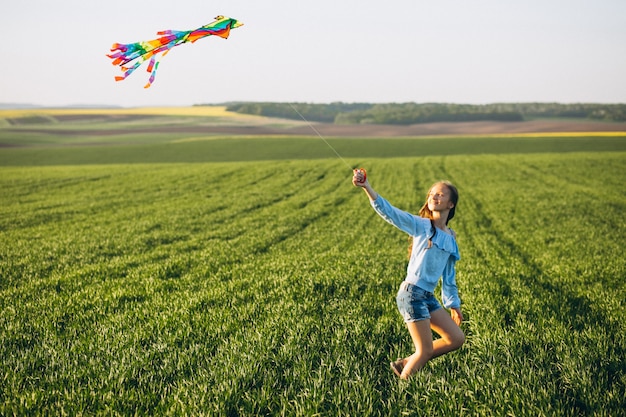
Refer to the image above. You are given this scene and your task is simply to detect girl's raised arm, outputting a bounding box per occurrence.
[352,169,379,201]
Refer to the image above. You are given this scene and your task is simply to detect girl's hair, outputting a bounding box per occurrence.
[408,181,459,259]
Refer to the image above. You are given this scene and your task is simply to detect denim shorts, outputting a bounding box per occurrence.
[396,281,442,323]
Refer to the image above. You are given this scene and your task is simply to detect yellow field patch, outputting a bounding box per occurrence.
[0,106,246,119]
[475,131,626,138]
[401,131,626,140]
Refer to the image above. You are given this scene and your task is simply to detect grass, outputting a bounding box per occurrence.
[1,107,625,415]
[1,151,625,416]
[1,135,625,166]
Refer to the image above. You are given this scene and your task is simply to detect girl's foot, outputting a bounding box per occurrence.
[390,359,404,377]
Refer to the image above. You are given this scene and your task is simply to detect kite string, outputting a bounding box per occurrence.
[289,104,353,170]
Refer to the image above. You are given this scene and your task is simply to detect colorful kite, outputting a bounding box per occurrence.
[107,15,243,88]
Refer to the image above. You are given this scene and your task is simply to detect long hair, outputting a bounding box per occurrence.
[408,181,459,259]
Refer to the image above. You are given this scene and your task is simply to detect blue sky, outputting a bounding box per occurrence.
[1,0,625,107]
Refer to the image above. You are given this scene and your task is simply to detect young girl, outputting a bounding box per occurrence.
[352,169,465,379]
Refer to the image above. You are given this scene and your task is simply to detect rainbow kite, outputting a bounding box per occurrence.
[107,15,243,88]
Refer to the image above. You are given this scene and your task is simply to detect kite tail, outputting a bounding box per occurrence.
[115,61,143,82]
[108,42,148,66]
[108,37,177,86]
[144,57,160,88]
[143,48,172,88]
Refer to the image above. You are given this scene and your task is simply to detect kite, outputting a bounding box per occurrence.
[107,15,243,88]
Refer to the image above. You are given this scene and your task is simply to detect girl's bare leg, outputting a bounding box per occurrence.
[395,309,465,379]
[429,308,465,358]
[399,319,434,379]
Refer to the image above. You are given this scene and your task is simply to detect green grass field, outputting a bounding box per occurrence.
[1,109,625,416]
[2,107,626,166]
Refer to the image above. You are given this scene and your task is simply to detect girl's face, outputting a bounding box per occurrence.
[427,183,455,212]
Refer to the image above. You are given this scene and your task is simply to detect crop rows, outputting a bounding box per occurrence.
[1,153,625,415]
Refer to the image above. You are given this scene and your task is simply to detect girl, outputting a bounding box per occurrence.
[352,169,465,379]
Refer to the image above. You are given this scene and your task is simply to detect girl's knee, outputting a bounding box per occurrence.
[415,345,434,360]
[451,331,465,350]
[443,327,465,351]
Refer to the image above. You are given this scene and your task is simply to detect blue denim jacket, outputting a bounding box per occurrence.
[371,195,461,308]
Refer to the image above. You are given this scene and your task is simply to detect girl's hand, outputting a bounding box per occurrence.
[450,307,463,326]
[352,168,367,187]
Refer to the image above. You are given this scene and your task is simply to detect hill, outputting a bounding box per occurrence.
[2,106,626,143]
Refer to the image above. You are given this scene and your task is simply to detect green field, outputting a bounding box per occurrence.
[1,107,626,166]
[1,110,625,415]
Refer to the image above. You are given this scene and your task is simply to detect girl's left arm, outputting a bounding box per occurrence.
[442,260,463,325]
[352,170,420,236]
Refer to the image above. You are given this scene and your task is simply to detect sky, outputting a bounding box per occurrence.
[1,0,625,108]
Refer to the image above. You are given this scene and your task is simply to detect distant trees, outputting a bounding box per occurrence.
[225,102,370,123]
[223,102,626,124]
[509,102,626,121]
[333,103,524,124]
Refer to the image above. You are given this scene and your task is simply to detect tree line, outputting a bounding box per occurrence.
[220,102,626,124]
